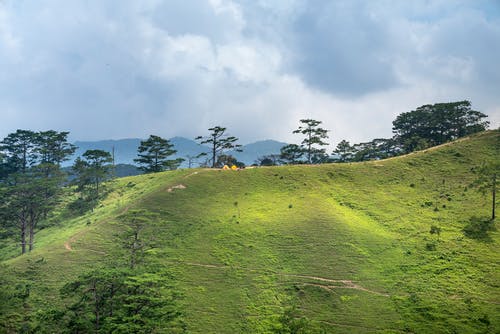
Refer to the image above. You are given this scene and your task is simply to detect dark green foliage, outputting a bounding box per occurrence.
[134,135,183,173]
[106,272,182,333]
[272,305,313,334]
[279,144,304,164]
[334,138,402,162]
[256,154,280,166]
[392,101,489,153]
[429,225,441,240]
[463,216,496,240]
[215,154,245,168]
[118,209,159,269]
[0,130,38,174]
[0,130,74,254]
[1,170,61,253]
[195,126,242,168]
[339,101,489,162]
[72,149,112,201]
[59,268,128,333]
[35,130,76,166]
[425,242,437,251]
[58,209,184,333]
[332,139,353,162]
[292,119,329,164]
[350,138,400,161]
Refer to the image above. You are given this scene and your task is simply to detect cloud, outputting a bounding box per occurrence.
[0,0,499,147]
[283,1,399,96]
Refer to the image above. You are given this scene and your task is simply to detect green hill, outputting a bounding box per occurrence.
[1,131,499,333]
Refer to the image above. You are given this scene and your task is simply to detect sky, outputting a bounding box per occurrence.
[1,0,499,146]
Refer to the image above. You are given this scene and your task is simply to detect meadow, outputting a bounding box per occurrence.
[1,130,499,333]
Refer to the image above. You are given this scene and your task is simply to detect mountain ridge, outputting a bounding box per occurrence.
[68,137,287,167]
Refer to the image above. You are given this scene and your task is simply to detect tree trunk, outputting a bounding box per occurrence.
[28,225,35,252]
[20,217,27,255]
[308,132,312,164]
[212,141,217,168]
[28,209,37,252]
[493,173,496,220]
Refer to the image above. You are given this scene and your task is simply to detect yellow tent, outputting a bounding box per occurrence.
[222,165,230,170]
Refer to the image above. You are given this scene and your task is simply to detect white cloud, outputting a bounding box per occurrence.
[0,0,498,145]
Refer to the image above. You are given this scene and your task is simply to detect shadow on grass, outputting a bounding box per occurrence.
[463,216,496,242]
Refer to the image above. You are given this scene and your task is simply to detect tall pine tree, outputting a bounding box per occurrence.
[293,119,329,164]
[195,126,242,168]
[134,135,183,173]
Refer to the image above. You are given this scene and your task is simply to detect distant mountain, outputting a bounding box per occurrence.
[69,138,141,167]
[66,137,287,167]
[230,140,287,165]
[62,163,142,179]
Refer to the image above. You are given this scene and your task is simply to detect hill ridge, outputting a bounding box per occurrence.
[1,130,499,333]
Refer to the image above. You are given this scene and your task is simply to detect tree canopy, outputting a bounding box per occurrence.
[0,130,75,254]
[134,135,183,173]
[293,119,329,164]
[392,101,489,153]
[336,101,489,162]
[195,126,242,168]
[72,149,112,200]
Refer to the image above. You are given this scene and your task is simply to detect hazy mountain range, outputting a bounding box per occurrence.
[68,137,287,168]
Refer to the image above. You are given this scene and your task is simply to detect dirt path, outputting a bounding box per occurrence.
[282,274,390,297]
[64,205,132,252]
[181,262,389,297]
[64,227,90,251]
[65,169,204,251]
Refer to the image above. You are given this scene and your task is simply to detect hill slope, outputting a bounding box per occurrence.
[1,131,499,333]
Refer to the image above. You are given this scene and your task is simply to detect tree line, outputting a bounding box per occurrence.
[257,100,490,165]
[0,100,493,255]
[0,132,183,255]
[0,125,245,255]
[0,209,184,333]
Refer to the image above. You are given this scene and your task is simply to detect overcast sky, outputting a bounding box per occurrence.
[1,0,499,145]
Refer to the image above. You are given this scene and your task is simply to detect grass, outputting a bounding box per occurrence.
[1,130,499,333]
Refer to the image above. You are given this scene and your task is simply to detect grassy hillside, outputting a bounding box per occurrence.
[1,130,499,333]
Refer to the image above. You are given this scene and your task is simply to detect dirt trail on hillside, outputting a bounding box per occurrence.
[64,205,132,252]
[64,171,200,252]
[65,172,200,252]
[181,261,389,297]
[167,184,186,192]
[283,274,390,296]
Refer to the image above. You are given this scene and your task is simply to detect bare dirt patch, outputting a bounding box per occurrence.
[167,184,186,192]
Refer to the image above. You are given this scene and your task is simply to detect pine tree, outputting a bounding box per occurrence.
[333,140,353,162]
[293,119,329,164]
[134,135,183,173]
[279,144,304,164]
[471,161,499,220]
[195,126,242,168]
[0,130,74,253]
[72,150,112,200]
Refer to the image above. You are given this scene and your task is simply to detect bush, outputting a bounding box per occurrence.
[463,216,495,240]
